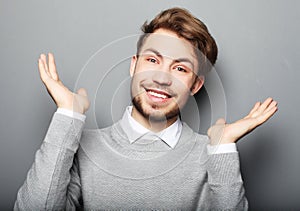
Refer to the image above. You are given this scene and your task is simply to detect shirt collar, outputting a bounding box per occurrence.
[119,106,182,149]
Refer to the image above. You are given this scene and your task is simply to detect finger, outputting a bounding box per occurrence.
[38,58,50,81]
[207,127,212,137]
[257,106,278,125]
[39,54,51,78]
[264,100,278,114]
[77,88,90,111]
[216,118,226,125]
[48,53,59,81]
[257,97,273,113]
[248,102,261,116]
[40,54,49,73]
[77,88,88,97]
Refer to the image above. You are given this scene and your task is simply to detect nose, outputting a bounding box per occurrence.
[151,67,172,86]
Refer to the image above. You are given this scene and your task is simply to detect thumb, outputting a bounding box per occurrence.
[207,127,212,137]
[77,88,88,97]
[216,118,226,125]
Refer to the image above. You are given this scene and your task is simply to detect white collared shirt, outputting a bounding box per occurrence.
[120,106,182,149]
[56,107,237,154]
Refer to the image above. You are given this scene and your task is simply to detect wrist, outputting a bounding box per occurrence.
[209,136,237,145]
[56,108,86,122]
[57,104,85,114]
[219,138,237,144]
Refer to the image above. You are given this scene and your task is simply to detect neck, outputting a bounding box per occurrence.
[131,106,178,133]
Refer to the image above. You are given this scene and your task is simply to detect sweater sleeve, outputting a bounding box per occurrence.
[206,152,249,210]
[14,112,84,210]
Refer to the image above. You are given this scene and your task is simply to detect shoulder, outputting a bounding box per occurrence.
[79,126,113,151]
[81,126,111,140]
[181,122,209,145]
[179,122,209,164]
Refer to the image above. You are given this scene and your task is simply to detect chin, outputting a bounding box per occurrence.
[132,96,180,122]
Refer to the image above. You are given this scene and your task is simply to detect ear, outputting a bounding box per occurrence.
[129,55,138,77]
[190,75,204,96]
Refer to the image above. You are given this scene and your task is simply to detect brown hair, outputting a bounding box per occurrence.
[136,7,218,74]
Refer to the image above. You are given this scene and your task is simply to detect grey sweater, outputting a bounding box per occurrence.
[14,113,248,210]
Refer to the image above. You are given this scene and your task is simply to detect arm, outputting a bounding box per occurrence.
[205,98,278,210]
[66,152,84,210]
[14,113,84,210]
[205,151,248,210]
[14,53,90,210]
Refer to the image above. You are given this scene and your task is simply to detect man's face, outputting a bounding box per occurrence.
[130,29,204,122]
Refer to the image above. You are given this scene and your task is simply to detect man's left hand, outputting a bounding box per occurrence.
[207,97,278,145]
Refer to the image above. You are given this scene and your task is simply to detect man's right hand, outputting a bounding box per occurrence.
[38,53,90,114]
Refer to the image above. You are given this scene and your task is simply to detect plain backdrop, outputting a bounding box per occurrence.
[1,0,299,210]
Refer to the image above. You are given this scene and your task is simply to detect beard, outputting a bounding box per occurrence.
[132,94,180,122]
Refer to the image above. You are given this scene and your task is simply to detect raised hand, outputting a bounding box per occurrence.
[38,53,90,114]
[207,97,278,145]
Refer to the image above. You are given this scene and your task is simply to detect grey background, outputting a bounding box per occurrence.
[0,0,299,210]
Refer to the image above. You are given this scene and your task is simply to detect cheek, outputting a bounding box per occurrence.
[172,79,191,104]
[173,77,194,93]
[135,60,151,73]
[130,76,141,97]
[130,72,151,97]
[133,64,156,80]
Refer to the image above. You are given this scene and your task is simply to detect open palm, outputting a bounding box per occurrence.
[207,98,278,145]
[38,53,90,114]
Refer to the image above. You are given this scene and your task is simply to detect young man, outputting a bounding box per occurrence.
[14,8,277,210]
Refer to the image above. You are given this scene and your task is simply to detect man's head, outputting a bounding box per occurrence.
[130,8,218,128]
[137,7,218,75]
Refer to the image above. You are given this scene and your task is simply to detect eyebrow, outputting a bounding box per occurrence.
[141,48,195,69]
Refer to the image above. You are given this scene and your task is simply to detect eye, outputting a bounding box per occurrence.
[175,66,187,73]
[147,57,157,63]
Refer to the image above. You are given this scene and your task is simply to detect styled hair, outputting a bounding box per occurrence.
[136,7,218,74]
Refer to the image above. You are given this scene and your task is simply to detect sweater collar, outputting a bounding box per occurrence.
[120,106,182,149]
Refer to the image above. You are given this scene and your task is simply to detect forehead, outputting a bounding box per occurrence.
[140,29,197,63]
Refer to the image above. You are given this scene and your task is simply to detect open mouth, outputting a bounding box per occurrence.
[144,88,173,102]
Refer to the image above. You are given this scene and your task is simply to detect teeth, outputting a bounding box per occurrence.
[148,91,168,99]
